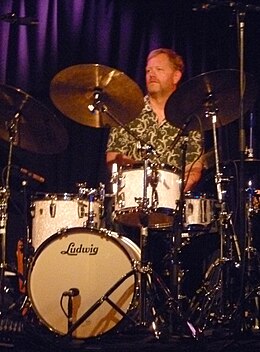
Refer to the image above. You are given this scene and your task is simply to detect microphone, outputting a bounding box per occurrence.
[0,13,39,25]
[20,167,45,183]
[62,288,80,297]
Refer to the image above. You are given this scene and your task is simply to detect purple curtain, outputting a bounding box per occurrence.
[1,0,260,260]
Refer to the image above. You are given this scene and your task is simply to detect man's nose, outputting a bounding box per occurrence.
[147,69,156,78]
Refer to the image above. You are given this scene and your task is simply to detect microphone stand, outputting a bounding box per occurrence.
[0,117,18,311]
[0,98,28,313]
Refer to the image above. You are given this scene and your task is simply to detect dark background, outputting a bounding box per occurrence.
[1,0,260,262]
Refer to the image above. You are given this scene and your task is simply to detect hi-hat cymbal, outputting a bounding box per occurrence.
[165,69,258,131]
[49,64,144,128]
[0,85,69,154]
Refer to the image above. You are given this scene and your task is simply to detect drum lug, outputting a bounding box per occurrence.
[78,201,85,218]
[50,200,56,218]
[99,203,105,219]
[117,192,125,208]
[30,202,35,218]
[151,189,159,209]
[117,167,125,190]
[98,183,105,203]
[57,226,68,235]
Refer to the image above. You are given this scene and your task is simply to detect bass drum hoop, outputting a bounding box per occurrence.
[27,227,140,339]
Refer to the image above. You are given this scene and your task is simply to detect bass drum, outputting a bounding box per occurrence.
[27,227,140,339]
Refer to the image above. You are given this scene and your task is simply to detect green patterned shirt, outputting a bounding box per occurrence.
[106,95,202,170]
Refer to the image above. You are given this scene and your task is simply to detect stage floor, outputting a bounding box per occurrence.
[1,316,260,352]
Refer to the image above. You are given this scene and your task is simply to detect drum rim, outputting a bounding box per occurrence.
[184,192,216,200]
[29,226,137,263]
[121,162,180,174]
[32,192,78,201]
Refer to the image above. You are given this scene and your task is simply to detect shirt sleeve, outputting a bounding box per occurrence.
[186,130,203,164]
[106,126,131,154]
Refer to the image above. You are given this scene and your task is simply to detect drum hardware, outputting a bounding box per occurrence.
[161,128,205,315]
[189,179,260,332]
[164,44,260,333]
[237,179,260,330]
[76,182,106,228]
[150,163,159,208]
[186,100,244,332]
[187,121,260,333]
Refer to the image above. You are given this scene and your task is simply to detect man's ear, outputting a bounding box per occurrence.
[173,70,182,85]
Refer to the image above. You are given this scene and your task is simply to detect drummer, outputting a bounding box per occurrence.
[105,48,205,288]
[106,48,204,191]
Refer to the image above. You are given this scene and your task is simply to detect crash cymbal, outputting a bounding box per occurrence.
[50,64,144,128]
[165,69,258,131]
[0,85,69,154]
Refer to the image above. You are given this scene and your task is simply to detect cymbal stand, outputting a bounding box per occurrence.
[166,133,189,301]
[0,111,21,313]
[230,155,260,330]
[133,130,201,339]
[191,0,260,336]
[188,106,242,332]
[243,181,260,330]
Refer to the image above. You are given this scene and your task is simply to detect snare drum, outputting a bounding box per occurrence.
[31,191,103,249]
[183,194,217,231]
[113,164,180,228]
[27,227,140,339]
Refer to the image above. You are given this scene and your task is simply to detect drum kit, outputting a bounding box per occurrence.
[0,63,260,345]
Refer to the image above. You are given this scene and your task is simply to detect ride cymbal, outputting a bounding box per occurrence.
[165,69,258,131]
[0,84,69,154]
[50,64,144,128]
